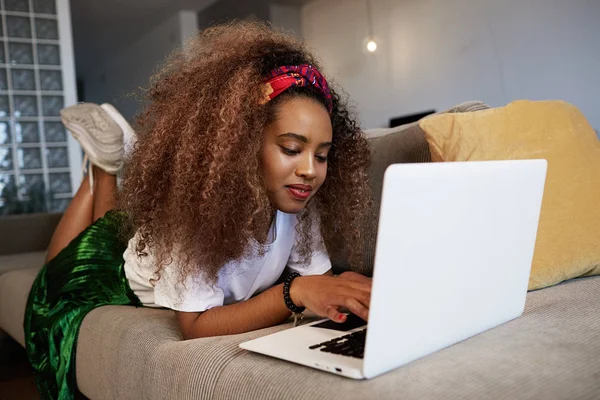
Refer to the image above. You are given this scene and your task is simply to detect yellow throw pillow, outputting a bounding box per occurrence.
[419,100,600,290]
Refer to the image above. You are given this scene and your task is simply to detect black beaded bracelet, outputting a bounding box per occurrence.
[283,272,306,313]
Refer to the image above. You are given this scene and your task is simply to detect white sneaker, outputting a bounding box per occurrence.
[60,102,124,173]
[100,103,137,157]
[60,103,124,193]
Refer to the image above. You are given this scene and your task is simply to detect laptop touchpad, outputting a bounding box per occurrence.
[311,313,367,331]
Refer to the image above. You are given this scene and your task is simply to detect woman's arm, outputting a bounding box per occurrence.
[176,271,370,339]
[176,281,291,340]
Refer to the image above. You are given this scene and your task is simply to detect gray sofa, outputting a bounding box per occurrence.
[1,102,599,399]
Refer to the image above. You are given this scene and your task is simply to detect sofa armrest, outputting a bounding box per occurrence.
[0,213,62,256]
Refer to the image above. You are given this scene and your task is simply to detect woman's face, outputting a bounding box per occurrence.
[260,97,333,214]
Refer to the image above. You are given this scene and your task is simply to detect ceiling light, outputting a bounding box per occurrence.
[365,0,377,53]
[367,39,377,52]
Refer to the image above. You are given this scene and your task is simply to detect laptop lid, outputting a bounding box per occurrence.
[363,160,547,378]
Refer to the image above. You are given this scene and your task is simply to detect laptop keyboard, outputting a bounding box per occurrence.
[308,328,367,359]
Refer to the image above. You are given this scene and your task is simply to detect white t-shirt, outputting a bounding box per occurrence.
[123,211,331,312]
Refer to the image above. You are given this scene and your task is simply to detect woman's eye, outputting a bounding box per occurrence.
[281,147,299,156]
[316,155,328,162]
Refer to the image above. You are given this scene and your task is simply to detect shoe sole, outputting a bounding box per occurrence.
[100,103,136,155]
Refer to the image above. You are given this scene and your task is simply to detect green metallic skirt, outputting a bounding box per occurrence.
[23,210,142,400]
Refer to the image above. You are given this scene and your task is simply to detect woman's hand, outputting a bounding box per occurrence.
[289,271,372,323]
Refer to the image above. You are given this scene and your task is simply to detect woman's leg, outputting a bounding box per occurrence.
[45,166,118,263]
[45,175,93,263]
[46,102,127,263]
[92,166,117,221]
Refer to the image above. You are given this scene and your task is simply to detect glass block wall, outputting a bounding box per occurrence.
[0,0,74,215]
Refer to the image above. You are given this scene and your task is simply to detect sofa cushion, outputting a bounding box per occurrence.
[1,247,599,399]
[215,276,600,399]
[331,101,490,273]
[0,265,43,346]
[419,100,600,290]
[0,251,46,275]
[75,306,293,400]
[76,276,600,399]
[350,122,432,271]
[0,213,61,256]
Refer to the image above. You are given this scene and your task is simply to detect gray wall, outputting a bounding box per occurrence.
[197,0,270,29]
[82,1,304,121]
[270,3,303,38]
[197,1,303,37]
[84,11,198,120]
[302,0,600,130]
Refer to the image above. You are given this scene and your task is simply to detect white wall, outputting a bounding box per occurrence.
[57,0,83,192]
[84,10,198,120]
[302,0,600,130]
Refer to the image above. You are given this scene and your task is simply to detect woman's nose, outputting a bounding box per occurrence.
[295,154,316,180]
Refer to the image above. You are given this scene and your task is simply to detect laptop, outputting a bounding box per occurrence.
[240,159,547,379]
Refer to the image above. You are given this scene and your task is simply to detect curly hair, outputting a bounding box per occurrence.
[118,20,373,285]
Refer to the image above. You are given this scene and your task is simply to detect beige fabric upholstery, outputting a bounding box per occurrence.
[444,100,490,113]
[220,277,600,400]
[0,265,43,346]
[76,306,291,400]
[5,254,598,399]
[0,251,46,274]
[75,275,600,399]
[0,213,61,255]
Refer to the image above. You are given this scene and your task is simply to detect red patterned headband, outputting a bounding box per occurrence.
[263,64,333,113]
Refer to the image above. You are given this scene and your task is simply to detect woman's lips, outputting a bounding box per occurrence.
[286,184,312,200]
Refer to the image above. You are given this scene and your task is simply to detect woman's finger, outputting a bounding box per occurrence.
[340,281,372,302]
[357,290,371,309]
[338,288,371,311]
[325,305,347,323]
[343,297,369,321]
